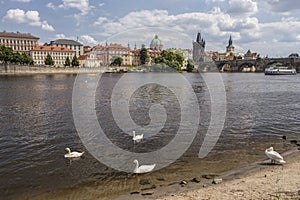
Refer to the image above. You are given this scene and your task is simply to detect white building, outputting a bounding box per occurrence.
[30,46,75,67]
[46,39,83,58]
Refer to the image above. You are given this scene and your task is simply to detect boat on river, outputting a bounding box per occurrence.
[264,66,296,75]
[104,68,117,73]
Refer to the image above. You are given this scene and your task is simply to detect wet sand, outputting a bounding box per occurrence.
[156,148,300,200]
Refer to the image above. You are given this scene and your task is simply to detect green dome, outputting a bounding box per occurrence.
[150,34,163,51]
[151,35,161,45]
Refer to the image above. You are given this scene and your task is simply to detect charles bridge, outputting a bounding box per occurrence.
[198,57,300,72]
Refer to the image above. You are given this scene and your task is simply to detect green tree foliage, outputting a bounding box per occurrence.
[154,49,185,71]
[111,57,123,66]
[71,55,79,67]
[140,47,148,65]
[21,52,33,65]
[0,45,33,65]
[186,59,195,72]
[12,52,21,63]
[45,54,54,65]
[0,45,13,63]
[64,57,71,67]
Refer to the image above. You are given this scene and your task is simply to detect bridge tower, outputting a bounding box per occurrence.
[193,32,205,66]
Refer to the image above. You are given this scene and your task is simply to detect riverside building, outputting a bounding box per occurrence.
[30,46,75,67]
[0,31,39,54]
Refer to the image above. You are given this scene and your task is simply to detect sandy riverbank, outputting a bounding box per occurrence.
[156,148,300,200]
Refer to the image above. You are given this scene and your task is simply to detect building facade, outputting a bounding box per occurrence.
[78,51,103,67]
[204,35,258,62]
[46,39,83,58]
[0,31,39,54]
[92,43,132,66]
[30,46,75,67]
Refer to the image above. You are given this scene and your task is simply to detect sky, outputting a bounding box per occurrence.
[1,0,300,57]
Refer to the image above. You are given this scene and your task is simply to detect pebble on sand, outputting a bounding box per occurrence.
[212,178,223,184]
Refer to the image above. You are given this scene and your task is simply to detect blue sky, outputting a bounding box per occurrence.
[1,0,300,57]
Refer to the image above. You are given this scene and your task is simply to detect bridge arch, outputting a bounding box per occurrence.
[220,63,231,72]
[238,62,256,72]
[266,61,284,67]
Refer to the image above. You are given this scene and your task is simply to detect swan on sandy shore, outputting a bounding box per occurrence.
[132,131,143,142]
[133,159,156,173]
[265,147,286,164]
[64,147,84,158]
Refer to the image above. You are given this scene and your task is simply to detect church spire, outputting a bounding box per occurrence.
[196,32,201,43]
[196,32,205,48]
[228,35,233,46]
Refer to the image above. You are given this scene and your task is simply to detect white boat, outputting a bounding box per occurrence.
[128,68,146,73]
[105,68,117,73]
[265,66,296,75]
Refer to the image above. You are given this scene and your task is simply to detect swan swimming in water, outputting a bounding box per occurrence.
[265,147,286,164]
[132,131,143,142]
[133,159,156,173]
[64,147,84,158]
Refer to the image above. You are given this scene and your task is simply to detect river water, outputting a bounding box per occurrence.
[0,73,299,200]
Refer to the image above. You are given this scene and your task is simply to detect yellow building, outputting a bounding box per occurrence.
[0,31,39,53]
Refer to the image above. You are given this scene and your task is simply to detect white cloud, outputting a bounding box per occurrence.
[92,8,300,56]
[265,0,300,13]
[55,34,67,39]
[80,35,98,45]
[2,9,55,31]
[59,0,91,15]
[227,0,258,17]
[94,8,261,48]
[93,17,108,26]
[46,2,56,9]
[41,21,55,31]
[58,0,93,26]
[98,3,105,7]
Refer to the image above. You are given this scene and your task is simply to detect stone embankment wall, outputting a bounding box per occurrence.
[0,64,109,74]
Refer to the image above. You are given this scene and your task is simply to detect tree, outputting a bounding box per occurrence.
[0,45,33,65]
[71,55,79,67]
[1,46,14,63]
[186,59,195,72]
[64,57,71,67]
[140,47,148,65]
[111,57,123,66]
[12,52,21,64]
[155,49,185,71]
[21,52,33,65]
[45,54,54,65]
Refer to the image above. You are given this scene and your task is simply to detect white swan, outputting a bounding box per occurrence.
[64,147,84,158]
[132,131,143,142]
[133,159,156,174]
[265,147,286,164]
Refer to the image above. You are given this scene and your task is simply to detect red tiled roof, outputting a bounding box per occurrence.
[78,55,87,60]
[31,46,74,52]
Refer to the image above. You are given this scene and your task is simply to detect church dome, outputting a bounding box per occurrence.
[150,34,163,51]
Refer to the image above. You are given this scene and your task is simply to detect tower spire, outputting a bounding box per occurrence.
[196,32,201,43]
[229,35,232,46]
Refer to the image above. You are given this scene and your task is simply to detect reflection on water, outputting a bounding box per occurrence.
[0,73,299,199]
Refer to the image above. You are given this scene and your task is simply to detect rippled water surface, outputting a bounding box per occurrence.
[0,73,299,199]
